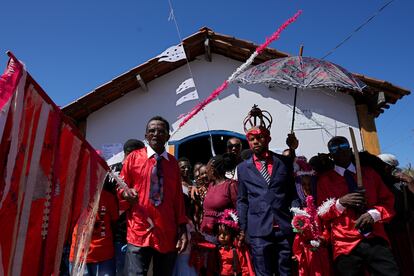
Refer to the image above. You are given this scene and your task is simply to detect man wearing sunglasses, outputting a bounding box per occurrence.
[317,136,399,276]
[226,137,243,159]
[119,116,188,275]
[225,137,243,179]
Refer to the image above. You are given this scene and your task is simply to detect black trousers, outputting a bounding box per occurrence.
[124,244,177,276]
[335,238,399,276]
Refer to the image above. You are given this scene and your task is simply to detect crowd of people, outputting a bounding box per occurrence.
[64,108,414,276]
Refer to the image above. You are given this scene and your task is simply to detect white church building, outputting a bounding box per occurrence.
[62,27,410,164]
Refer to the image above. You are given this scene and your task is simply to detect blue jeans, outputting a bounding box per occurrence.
[69,258,116,276]
[124,244,177,276]
[115,242,127,275]
[60,244,71,276]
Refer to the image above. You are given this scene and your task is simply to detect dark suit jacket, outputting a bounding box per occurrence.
[237,151,298,237]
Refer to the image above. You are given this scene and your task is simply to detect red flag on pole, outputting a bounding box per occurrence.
[0,52,108,275]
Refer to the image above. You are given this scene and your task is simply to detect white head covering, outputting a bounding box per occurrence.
[378,153,399,167]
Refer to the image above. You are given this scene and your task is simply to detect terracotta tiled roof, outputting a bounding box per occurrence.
[62,27,410,122]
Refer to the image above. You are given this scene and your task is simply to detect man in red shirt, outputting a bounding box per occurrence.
[119,116,188,275]
[317,136,399,276]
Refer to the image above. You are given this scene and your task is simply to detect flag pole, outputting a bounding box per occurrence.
[290,45,304,134]
[6,50,18,61]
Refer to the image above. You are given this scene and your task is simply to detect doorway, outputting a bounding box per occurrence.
[171,130,248,166]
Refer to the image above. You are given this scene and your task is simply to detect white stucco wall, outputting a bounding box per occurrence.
[86,54,363,159]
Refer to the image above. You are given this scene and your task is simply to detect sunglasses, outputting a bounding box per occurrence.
[147,127,168,135]
[227,143,241,149]
[328,142,350,154]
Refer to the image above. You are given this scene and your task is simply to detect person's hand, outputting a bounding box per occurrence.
[199,186,207,194]
[237,230,245,247]
[395,172,414,184]
[190,186,199,200]
[286,132,299,150]
[122,187,138,204]
[318,237,328,247]
[395,172,414,194]
[354,212,374,230]
[190,230,203,243]
[176,225,188,254]
[339,192,365,208]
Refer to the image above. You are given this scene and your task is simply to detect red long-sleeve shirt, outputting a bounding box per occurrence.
[317,166,395,259]
[69,190,118,263]
[119,147,187,253]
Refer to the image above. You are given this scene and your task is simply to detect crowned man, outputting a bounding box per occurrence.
[237,105,299,276]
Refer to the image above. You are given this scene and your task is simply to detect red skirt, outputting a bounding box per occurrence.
[293,235,333,276]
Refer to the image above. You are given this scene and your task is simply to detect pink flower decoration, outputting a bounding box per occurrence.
[292,215,311,232]
[177,10,303,130]
[179,81,229,128]
[218,209,239,230]
[291,195,322,250]
[256,10,303,54]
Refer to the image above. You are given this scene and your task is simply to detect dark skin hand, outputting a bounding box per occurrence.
[237,230,245,247]
[354,212,374,230]
[122,187,138,204]
[395,172,414,183]
[339,192,366,208]
[286,132,299,150]
[318,236,328,247]
[190,185,199,201]
[176,224,188,254]
[395,172,414,193]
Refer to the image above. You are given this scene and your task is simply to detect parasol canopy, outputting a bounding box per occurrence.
[234,56,366,92]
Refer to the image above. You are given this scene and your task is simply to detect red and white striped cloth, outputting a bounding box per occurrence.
[0,52,108,275]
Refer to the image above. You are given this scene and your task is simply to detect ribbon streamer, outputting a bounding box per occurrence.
[176,10,303,131]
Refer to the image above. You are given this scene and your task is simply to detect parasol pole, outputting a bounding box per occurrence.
[349,127,363,189]
[290,87,298,134]
[298,45,304,57]
[290,45,304,134]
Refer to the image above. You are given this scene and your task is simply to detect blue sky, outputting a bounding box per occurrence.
[1,0,413,166]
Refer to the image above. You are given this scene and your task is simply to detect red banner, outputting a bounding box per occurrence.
[0,53,108,275]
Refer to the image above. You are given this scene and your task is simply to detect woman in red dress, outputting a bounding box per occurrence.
[200,153,238,236]
[189,154,238,274]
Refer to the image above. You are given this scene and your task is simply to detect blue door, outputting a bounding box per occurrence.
[169,130,248,165]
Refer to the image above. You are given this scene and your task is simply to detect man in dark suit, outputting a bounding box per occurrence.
[237,124,298,276]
